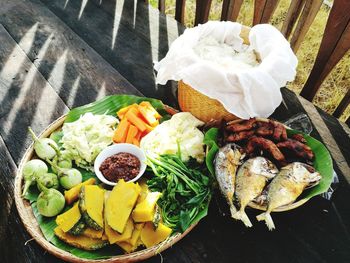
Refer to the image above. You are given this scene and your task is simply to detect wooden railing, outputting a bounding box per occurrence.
[144,0,350,123]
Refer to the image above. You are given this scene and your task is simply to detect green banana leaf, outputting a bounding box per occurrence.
[203,128,220,176]
[65,95,165,123]
[203,128,333,200]
[286,130,333,200]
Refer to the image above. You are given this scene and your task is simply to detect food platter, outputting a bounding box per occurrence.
[14,93,334,261]
[14,114,196,263]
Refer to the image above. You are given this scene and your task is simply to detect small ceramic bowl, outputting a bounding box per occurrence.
[94,143,147,186]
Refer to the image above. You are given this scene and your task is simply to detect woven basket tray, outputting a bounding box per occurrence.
[14,115,195,263]
[177,26,252,123]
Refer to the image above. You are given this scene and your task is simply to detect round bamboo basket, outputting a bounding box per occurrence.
[226,118,311,212]
[14,115,196,263]
[177,26,252,123]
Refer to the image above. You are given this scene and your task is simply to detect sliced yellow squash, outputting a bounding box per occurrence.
[105,180,141,233]
[82,227,104,239]
[55,202,81,232]
[126,223,144,246]
[140,222,172,248]
[79,185,104,230]
[64,178,96,205]
[54,227,108,250]
[105,217,134,244]
[132,192,162,222]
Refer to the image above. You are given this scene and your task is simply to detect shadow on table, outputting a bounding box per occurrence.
[55,0,184,106]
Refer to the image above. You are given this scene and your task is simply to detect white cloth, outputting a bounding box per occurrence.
[154,21,298,119]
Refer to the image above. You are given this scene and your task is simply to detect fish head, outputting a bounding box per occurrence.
[282,162,321,186]
[248,157,279,179]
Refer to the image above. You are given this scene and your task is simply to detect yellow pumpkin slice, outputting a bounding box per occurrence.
[55,202,81,232]
[64,178,96,205]
[105,180,141,233]
[82,227,104,239]
[132,192,162,222]
[140,222,172,248]
[54,227,108,250]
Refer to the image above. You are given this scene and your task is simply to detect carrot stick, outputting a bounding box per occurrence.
[117,104,138,119]
[113,119,130,143]
[126,125,138,144]
[138,105,159,127]
[125,110,147,132]
[139,101,161,119]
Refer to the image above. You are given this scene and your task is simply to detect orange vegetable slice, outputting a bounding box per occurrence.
[139,101,161,119]
[113,119,130,143]
[125,110,147,132]
[117,104,138,119]
[126,125,138,144]
[138,105,158,127]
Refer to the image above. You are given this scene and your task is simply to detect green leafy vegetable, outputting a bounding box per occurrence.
[64,95,165,123]
[146,153,213,233]
[203,128,220,176]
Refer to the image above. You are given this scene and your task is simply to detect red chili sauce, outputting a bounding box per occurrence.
[99,152,140,182]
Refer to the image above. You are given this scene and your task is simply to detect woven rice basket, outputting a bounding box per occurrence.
[14,115,196,263]
[177,26,251,123]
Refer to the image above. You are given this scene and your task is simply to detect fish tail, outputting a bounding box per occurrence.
[229,202,238,217]
[232,209,253,228]
[256,212,275,231]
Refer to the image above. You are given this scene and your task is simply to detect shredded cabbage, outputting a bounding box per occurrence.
[140,112,205,162]
[61,113,118,169]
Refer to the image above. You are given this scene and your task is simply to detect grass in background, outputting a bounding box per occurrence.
[149,0,350,122]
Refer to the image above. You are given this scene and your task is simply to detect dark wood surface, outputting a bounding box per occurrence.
[0,0,349,262]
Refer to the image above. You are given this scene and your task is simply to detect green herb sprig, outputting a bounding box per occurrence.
[146,153,213,233]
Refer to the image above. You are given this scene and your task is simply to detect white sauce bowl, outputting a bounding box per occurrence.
[94,143,147,186]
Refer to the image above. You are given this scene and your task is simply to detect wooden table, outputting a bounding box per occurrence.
[1,0,349,262]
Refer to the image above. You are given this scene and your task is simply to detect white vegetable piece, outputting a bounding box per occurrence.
[60,113,118,169]
[140,112,205,162]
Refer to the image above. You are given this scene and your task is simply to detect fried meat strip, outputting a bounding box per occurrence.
[255,122,274,136]
[270,120,287,141]
[246,137,285,162]
[226,118,257,132]
[291,134,307,144]
[226,130,255,142]
[277,139,314,160]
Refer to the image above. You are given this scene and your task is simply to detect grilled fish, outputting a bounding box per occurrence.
[233,157,278,227]
[214,144,242,217]
[256,162,321,230]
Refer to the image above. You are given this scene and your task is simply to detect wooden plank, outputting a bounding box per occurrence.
[281,0,305,39]
[0,0,140,109]
[39,0,182,106]
[301,0,350,100]
[0,24,68,163]
[253,0,280,25]
[333,88,350,118]
[194,0,212,26]
[290,0,322,52]
[317,108,350,166]
[221,0,244,22]
[158,0,165,13]
[175,0,186,24]
[298,95,350,183]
